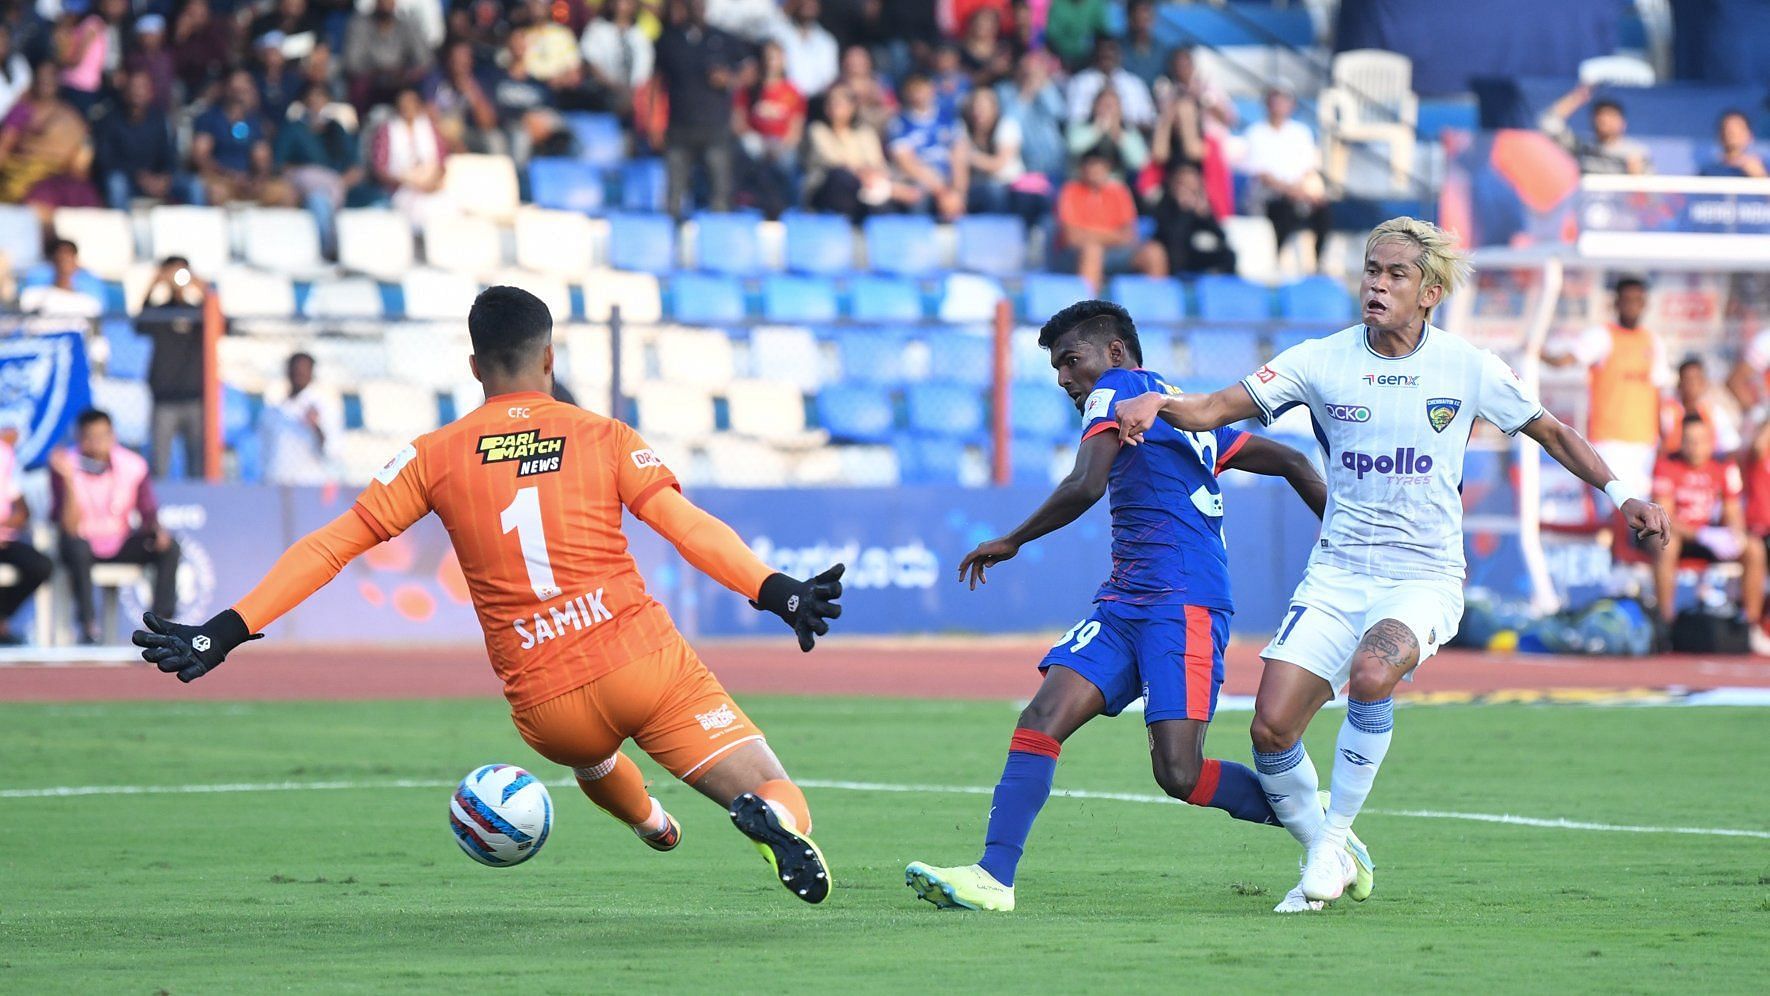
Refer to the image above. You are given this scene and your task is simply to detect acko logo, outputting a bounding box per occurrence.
[1361,374,1419,387]
[1324,403,1371,422]
[1340,447,1434,479]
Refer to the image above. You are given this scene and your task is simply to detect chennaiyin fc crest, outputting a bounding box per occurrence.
[1425,397,1462,433]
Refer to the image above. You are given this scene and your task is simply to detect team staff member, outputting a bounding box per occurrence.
[133,287,846,904]
[0,430,52,646]
[1541,276,1669,498]
[1652,415,1768,654]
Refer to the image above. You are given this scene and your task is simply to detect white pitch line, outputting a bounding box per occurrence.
[3,776,1767,841]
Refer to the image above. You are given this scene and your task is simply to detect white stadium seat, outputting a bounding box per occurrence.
[214,265,297,318]
[218,334,300,393]
[581,270,662,324]
[339,431,414,484]
[654,327,736,388]
[303,276,385,319]
[488,268,571,324]
[88,376,153,449]
[563,324,646,398]
[422,214,503,277]
[746,326,824,392]
[147,205,230,275]
[52,208,135,279]
[706,438,792,487]
[383,325,474,391]
[725,379,818,444]
[634,382,716,440]
[937,272,1007,323]
[0,204,43,270]
[119,261,161,316]
[337,208,414,281]
[308,336,390,385]
[401,267,482,321]
[1223,215,1280,285]
[238,207,326,277]
[358,378,440,437]
[514,207,597,276]
[443,154,521,222]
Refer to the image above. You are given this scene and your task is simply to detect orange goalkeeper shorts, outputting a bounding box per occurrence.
[510,633,763,783]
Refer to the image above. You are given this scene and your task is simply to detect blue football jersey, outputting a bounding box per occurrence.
[1079,367,1248,609]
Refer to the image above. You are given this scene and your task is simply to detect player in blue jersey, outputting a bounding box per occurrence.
[905,300,1329,912]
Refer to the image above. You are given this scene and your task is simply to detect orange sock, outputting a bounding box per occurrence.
[573,752,656,828]
[755,778,812,834]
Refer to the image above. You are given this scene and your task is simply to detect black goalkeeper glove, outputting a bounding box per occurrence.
[751,563,845,652]
[132,610,262,683]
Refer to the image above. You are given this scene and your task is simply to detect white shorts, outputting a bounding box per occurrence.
[1259,563,1464,692]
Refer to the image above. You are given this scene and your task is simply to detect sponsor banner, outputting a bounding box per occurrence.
[1577,176,1770,259]
[0,331,92,470]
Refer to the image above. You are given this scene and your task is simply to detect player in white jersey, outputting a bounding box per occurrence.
[1113,218,1671,912]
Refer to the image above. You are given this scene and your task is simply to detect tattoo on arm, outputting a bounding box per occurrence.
[1356,618,1420,672]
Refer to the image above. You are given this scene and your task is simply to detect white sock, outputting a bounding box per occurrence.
[1322,697,1395,847]
[1252,740,1324,848]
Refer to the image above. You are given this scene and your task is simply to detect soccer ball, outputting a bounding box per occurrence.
[449,764,553,867]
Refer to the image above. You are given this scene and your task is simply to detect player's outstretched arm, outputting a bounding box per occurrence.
[132,508,384,681]
[957,431,1117,589]
[1115,384,1257,444]
[1221,435,1327,519]
[1521,412,1671,547]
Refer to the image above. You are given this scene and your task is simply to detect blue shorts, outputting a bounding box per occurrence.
[1038,601,1229,724]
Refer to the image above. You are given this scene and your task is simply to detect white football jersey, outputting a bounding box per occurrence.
[1241,324,1545,581]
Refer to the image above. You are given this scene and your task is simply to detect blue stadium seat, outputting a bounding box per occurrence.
[103,319,151,380]
[619,158,668,212]
[956,214,1027,276]
[863,215,942,276]
[669,273,745,324]
[1022,272,1091,321]
[836,329,906,385]
[782,211,855,274]
[0,205,43,270]
[1277,276,1354,322]
[817,383,896,442]
[1010,436,1056,485]
[607,213,676,274]
[1107,275,1184,324]
[1184,328,1263,382]
[693,212,763,274]
[894,433,968,485]
[563,112,624,169]
[528,158,606,214]
[1637,136,1697,177]
[1270,324,1323,357]
[907,381,987,439]
[1011,385,1079,441]
[849,275,923,322]
[923,329,993,388]
[762,274,839,323]
[1194,275,1272,322]
[1134,330,1177,373]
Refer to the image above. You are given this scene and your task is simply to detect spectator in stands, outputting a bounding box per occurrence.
[123,13,173,112]
[705,0,785,40]
[0,429,51,646]
[957,6,1011,89]
[260,351,342,487]
[298,40,339,101]
[1066,36,1154,131]
[253,31,301,122]
[1745,417,1770,600]
[1144,163,1235,277]
[1662,358,1742,456]
[837,43,895,134]
[250,0,322,58]
[1541,276,1668,499]
[191,68,297,207]
[370,84,450,227]
[170,0,237,98]
[995,49,1064,181]
[1154,46,1234,218]
[928,41,971,116]
[804,81,900,218]
[868,0,938,79]
[1148,67,1204,175]
[773,0,837,99]
[0,62,98,211]
[51,409,182,645]
[18,237,103,318]
[0,23,30,120]
[1651,415,1767,651]
[1066,87,1147,182]
[1044,0,1108,70]
[887,70,963,220]
[1727,325,1770,417]
[512,0,594,109]
[1539,85,1650,175]
[1701,109,1767,178]
[734,39,804,218]
[580,0,653,118]
[275,82,361,256]
[655,0,747,217]
[1121,0,1167,87]
[817,0,885,53]
[342,0,431,113]
[1053,148,1158,292]
[1241,86,1330,270]
[948,0,1012,41]
[954,85,1046,222]
[136,257,215,479]
[95,68,185,208]
[427,38,505,154]
[51,0,117,115]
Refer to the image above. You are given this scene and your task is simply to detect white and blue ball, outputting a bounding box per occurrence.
[450,764,552,867]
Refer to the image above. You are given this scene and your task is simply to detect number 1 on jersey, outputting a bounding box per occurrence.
[501,486,560,600]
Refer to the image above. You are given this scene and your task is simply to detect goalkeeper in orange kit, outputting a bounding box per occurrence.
[132,286,845,903]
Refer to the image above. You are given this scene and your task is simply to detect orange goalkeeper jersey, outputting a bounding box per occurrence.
[354,391,683,709]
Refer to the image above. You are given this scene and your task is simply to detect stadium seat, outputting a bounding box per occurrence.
[336,209,414,281]
[1107,275,1184,324]
[422,214,503,276]
[1010,384,1079,441]
[51,208,134,279]
[563,111,625,169]
[922,329,993,388]
[635,382,716,440]
[836,329,906,386]
[956,214,1027,276]
[894,434,969,485]
[1011,332,1055,383]
[213,266,296,318]
[384,325,474,391]
[619,157,668,213]
[400,266,481,320]
[358,379,441,437]
[302,276,385,319]
[514,207,597,276]
[782,211,855,274]
[1011,436,1063,486]
[1194,275,1272,322]
[443,154,521,221]
[761,274,839,324]
[815,383,895,443]
[217,334,298,392]
[937,273,1007,323]
[581,269,663,323]
[1222,215,1279,284]
[863,215,941,276]
[238,207,324,277]
[89,376,152,449]
[1270,324,1322,357]
[528,157,607,214]
[907,381,987,440]
[668,273,745,324]
[310,336,391,383]
[706,437,793,487]
[691,212,764,275]
[1183,328,1263,382]
[849,275,922,323]
[1022,273,1091,321]
[725,380,815,443]
[147,205,230,276]
[563,324,645,401]
[1135,330,1178,373]
[101,318,150,380]
[0,204,42,270]
[489,268,572,323]
[1278,275,1355,322]
[606,213,677,274]
[746,326,823,391]
[654,327,737,387]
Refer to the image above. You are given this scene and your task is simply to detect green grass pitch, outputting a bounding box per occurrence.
[3,696,1766,992]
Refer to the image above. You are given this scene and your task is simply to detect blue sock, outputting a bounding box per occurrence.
[976,728,1060,888]
[1185,758,1282,826]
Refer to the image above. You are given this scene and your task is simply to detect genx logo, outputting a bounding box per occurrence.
[1362,373,1419,387]
[1341,447,1433,479]
[1324,403,1371,423]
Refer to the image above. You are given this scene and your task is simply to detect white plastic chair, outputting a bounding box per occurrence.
[217,334,300,393]
[654,328,736,388]
[303,277,385,319]
[581,270,663,324]
[1222,215,1281,285]
[238,207,326,277]
[1320,49,1418,193]
[384,325,474,391]
[400,266,482,321]
[337,208,414,281]
[488,268,571,324]
[706,438,793,487]
[422,214,503,277]
[1579,54,1656,87]
[514,207,597,276]
[358,378,440,437]
[147,205,230,275]
[213,265,298,318]
[52,208,135,280]
[634,382,717,440]
[725,379,819,445]
[936,273,1008,323]
[443,154,521,222]
[747,326,823,391]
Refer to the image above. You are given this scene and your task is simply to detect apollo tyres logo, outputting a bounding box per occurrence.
[1341,447,1434,481]
[1324,403,1372,423]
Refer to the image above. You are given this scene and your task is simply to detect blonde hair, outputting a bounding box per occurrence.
[1364,217,1472,302]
